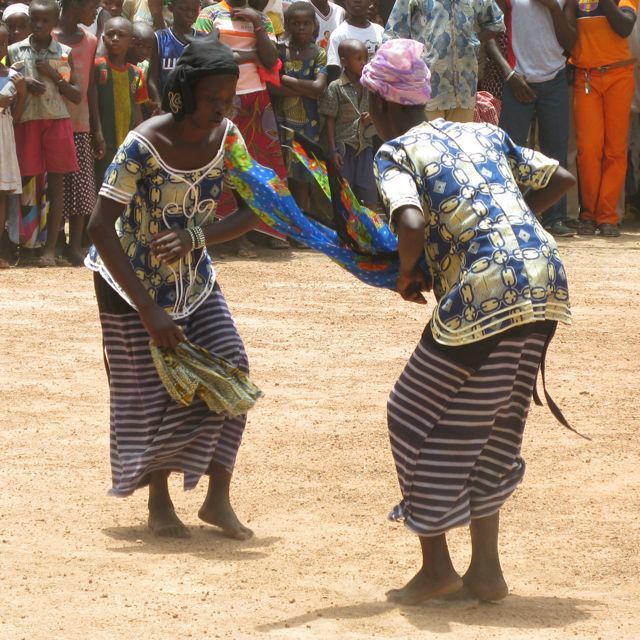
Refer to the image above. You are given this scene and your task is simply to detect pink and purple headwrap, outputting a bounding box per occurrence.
[361,39,431,106]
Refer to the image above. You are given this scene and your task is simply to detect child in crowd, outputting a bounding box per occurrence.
[273,1,327,211]
[128,20,157,115]
[304,0,345,52]
[148,0,200,104]
[0,20,26,268]
[54,0,105,265]
[3,3,30,45]
[94,16,148,188]
[8,0,81,267]
[320,38,377,208]
[326,0,383,81]
[90,0,124,39]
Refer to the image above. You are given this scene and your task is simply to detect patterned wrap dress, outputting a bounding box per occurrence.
[86,120,250,496]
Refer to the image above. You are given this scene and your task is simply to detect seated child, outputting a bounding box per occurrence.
[148,0,200,105]
[272,1,328,211]
[94,16,148,187]
[0,20,26,268]
[319,38,377,209]
[8,0,82,267]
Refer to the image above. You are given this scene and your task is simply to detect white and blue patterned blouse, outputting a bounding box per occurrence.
[86,120,241,319]
[375,120,571,346]
[383,0,505,111]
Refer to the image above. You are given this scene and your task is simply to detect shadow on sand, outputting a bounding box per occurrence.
[102,525,280,561]
[256,592,598,634]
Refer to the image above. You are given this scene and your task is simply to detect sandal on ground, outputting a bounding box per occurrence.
[0,257,12,269]
[577,219,597,235]
[36,255,57,268]
[598,223,621,237]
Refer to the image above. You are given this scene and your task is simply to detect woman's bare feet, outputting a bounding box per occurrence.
[464,512,509,601]
[386,568,463,605]
[198,497,253,540]
[199,463,253,540]
[147,470,190,538]
[148,500,190,538]
[462,564,509,602]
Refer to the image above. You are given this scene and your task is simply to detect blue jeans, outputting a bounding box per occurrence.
[500,68,569,226]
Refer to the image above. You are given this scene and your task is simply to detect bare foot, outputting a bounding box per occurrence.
[198,496,253,540]
[148,502,190,538]
[462,565,509,602]
[386,569,463,605]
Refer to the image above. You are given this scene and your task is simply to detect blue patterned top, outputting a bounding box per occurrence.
[375,120,571,346]
[383,0,505,111]
[86,119,240,319]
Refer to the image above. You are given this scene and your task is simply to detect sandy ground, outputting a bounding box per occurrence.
[1,229,639,640]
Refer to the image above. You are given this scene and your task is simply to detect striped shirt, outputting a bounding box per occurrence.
[94,57,148,150]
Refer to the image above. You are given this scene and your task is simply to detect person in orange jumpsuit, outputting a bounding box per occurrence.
[568,0,637,237]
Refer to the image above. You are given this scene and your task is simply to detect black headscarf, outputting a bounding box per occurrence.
[162,33,240,121]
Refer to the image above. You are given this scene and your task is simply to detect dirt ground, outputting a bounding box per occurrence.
[1,229,639,640]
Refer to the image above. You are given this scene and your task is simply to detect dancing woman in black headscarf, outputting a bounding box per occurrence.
[86,35,261,538]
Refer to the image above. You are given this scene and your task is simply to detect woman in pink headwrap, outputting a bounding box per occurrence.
[362,39,578,605]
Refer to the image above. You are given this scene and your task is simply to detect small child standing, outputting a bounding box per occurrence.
[127,21,158,116]
[319,38,377,208]
[94,16,148,187]
[325,0,382,81]
[0,20,27,268]
[8,0,82,267]
[148,0,200,104]
[273,1,327,211]
[54,0,105,265]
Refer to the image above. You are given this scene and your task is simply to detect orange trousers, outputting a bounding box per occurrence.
[574,65,634,225]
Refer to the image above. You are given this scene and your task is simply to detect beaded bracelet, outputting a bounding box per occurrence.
[187,226,206,250]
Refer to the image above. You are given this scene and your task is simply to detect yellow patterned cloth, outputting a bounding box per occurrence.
[150,339,263,417]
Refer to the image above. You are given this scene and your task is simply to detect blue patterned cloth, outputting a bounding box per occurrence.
[383,0,504,111]
[86,121,240,319]
[375,119,572,346]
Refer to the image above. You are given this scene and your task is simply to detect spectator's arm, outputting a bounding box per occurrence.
[477,0,506,41]
[88,61,106,159]
[533,0,577,51]
[599,0,636,38]
[148,0,166,30]
[281,73,328,99]
[485,37,536,102]
[147,36,161,106]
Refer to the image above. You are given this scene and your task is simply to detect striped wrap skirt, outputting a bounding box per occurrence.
[95,275,249,497]
[387,321,555,537]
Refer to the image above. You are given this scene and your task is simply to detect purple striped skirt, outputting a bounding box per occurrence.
[387,323,554,536]
[95,275,249,497]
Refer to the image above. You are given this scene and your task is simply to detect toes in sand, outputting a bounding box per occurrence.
[148,504,191,538]
[198,500,253,540]
[386,569,463,606]
[462,567,509,602]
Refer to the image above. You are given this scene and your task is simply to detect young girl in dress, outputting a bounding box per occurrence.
[272,1,327,212]
[54,0,106,265]
[0,20,26,268]
[86,35,262,538]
